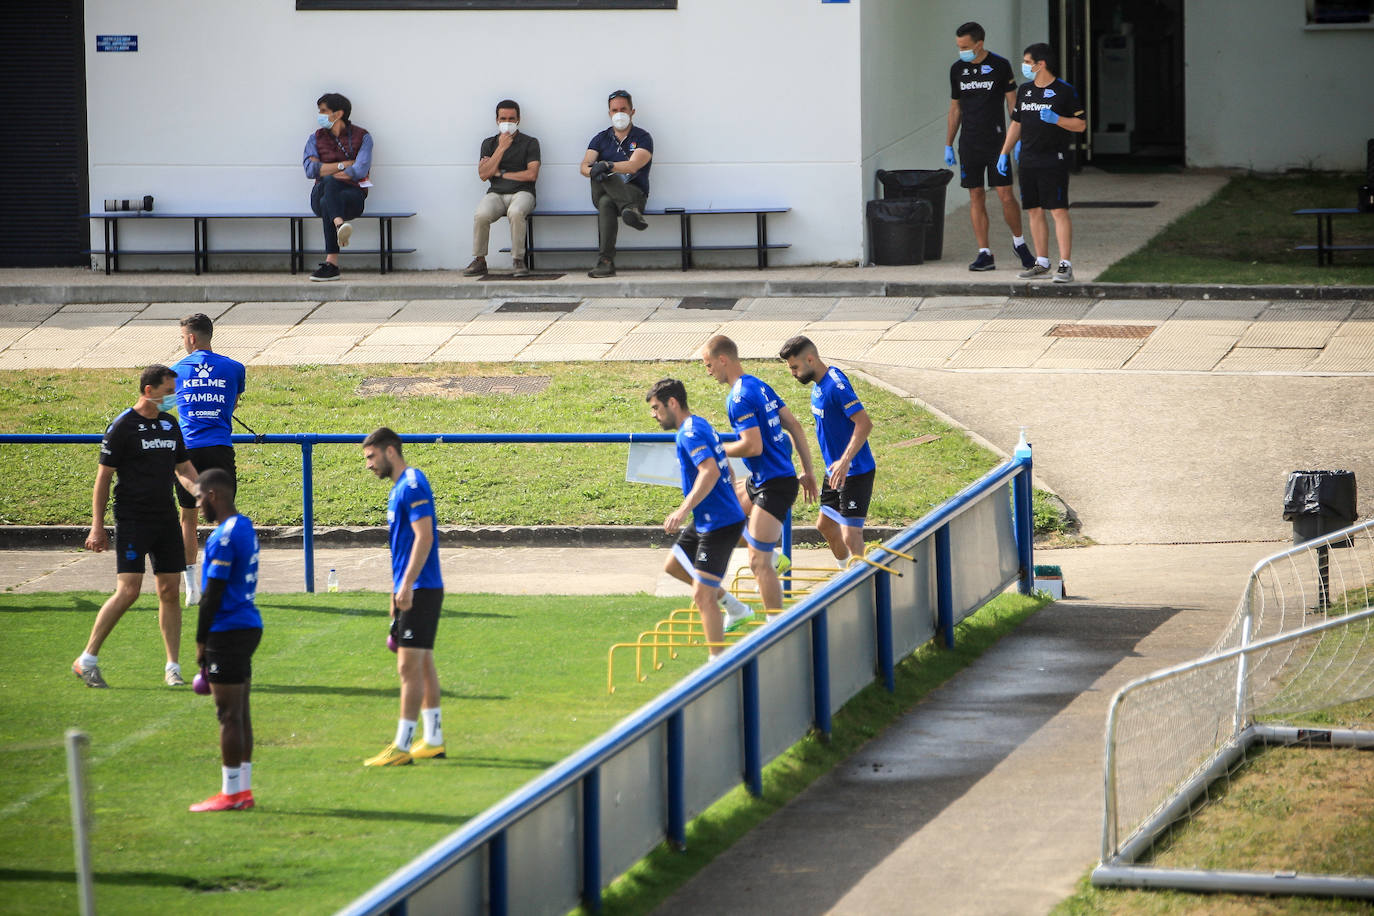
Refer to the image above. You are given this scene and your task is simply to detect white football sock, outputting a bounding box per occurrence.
[1036,256,1051,268]
[1060,259,1072,267]
[1013,235,1026,247]
[240,761,252,792]
[421,708,443,746]
[165,661,181,675]
[979,247,991,255]
[222,765,242,796]
[79,652,98,667]
[720,591,749,618]
[394,719,417,752]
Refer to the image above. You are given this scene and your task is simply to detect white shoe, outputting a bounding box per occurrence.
[721,592,754,632]
[336,221,353,248]
[184,567,201,606]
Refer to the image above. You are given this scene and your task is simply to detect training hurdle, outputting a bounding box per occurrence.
[337,448,1034,916]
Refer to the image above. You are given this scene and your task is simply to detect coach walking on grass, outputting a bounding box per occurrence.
[74,365,201,689]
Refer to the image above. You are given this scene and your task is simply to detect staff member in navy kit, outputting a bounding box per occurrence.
[945,21,1034,272]
[172,312,247,607]
[998,43,1087,283]
[580,89,653,279]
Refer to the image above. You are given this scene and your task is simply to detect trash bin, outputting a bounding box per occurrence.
[866,198,932,266]
[1283,469,1358,546]
[875,168,954,261]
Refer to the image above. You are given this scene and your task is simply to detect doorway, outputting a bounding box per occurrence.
[1049,0,1185,167]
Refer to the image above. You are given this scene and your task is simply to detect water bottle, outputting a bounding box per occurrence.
[327,568,339,593]
[1014,426,1032,459]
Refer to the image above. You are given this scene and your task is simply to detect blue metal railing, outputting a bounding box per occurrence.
[336,450,1034,916]
[0,431,787,593]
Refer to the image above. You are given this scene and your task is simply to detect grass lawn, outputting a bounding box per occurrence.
[0,360,1020,530]
[1051,699,1374,916]
[0,588,1049,915]
[1097,172,1374,286]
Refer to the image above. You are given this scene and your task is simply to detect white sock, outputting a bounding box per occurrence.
[79,652,98,667]
[222,765,242,796]
[979,247,991,255]
[1013,235,1026,247]
[394,718,417,752]
[421,708,443,746]
[165,661,181,675]
[1036,256,1051,268]
[720,591,748,617]
[1059,259,1072,267]
[240,761,252,792]
[834,555,850,570]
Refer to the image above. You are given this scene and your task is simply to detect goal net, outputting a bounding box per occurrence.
[1094,518,1374,897]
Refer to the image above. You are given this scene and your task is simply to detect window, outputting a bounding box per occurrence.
[297,1,675,9]
[1306,0,1372,24]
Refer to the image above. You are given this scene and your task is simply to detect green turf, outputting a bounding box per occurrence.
[0,591,691,915]
[1097,172,1374,286]
[0,361,1005,529]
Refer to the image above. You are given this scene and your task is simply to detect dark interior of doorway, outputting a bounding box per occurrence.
[1050,0,1185,167]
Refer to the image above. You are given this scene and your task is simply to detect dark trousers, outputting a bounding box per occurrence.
[589,177,647,261]
[310,180,367,254]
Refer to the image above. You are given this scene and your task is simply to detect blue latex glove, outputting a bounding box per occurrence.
[943,146,957,167]
[1014,140,1022,163]
[1039,108,1061,125]
[996,154,1010,176]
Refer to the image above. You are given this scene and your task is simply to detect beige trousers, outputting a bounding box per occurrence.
[473,190,536,264]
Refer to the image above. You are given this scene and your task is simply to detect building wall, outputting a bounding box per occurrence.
[1185,1,1374,171]
[858,0,1044,254]
[84,0,862,269]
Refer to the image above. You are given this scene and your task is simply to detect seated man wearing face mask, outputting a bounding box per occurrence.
[464,99,541,278]
[580,89,653,279]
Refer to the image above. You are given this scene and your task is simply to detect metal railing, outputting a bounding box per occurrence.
[0,431,775,592]
[337,451,1034,916]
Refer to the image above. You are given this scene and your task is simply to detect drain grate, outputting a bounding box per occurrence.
[495,300,579,313]
[678,297,739,310]
[1047,324,1156,339]
[358,375,552,397]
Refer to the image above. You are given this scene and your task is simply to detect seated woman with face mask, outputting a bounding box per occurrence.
[302,91,372,282]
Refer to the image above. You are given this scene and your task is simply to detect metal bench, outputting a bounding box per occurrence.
[82,210,415,275]
[1293,207,1374,266]
[500,205,790,270]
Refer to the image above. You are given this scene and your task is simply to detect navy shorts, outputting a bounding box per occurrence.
[176,445,236,509]
[205,627,262,684]
[1019,167,1071,211]
[745,474,800,525]
[959,147,1014,189]
[114,516,185,575]
[392,588,443,650]
[673,519,747,587]
[820,469,875,524]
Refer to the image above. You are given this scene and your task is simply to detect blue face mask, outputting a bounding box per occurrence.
[159,394,177,413]
[1022,62,1037,80]
[317,113,332,129]
[958,49,976,63]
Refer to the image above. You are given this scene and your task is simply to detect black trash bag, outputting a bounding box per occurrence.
[866,198,932,266]
[874,169,954,260]
[1283,470,1358,522]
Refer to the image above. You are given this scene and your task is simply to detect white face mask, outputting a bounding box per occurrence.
[610,112,631,131]
[497,121,518,135]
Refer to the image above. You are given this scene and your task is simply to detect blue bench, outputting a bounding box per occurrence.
[1293,207,1374,266]
[82,210,416,275]
[500,205,790,271]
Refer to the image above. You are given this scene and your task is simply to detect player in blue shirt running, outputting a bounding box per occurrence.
[172,313,247,607]
[646,379,750,659]
[189,468,263,812]
[700,335,818,618]
[361,428,446,767]
[779,336,876,568]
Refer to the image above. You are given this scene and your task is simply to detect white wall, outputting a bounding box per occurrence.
[1186,1,1374,171]
[85,0,862,270]
[858,0,1045,248]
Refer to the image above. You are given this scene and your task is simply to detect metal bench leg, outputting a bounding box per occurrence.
[103,219,113,275]
[1325,214,1334,266]
[756,213,768,269]
[526,215,535,271]
[194,218,206,275]
[679,213,691,271]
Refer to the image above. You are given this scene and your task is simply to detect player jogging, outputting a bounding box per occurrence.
[699,335,818,620]
[172,313,246,606]
[646,379,750,658]
[362,427,445,767]
[189,468,263,812]
[74,365,200,688]
[778,337,876,568]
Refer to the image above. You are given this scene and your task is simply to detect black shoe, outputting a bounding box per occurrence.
[587,257,615,278]
[622,207,648,231]
[309,262,341,282]
[969,251,995,271]
[1013,241,1035,269]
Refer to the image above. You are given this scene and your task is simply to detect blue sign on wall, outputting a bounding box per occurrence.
[96,35,138,52]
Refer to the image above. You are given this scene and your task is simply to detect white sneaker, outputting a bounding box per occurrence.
[184,566,201,606]
[337,221,353,248]
[721,592,754,632]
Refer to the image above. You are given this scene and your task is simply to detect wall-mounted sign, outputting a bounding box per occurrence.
[96,35,138,52]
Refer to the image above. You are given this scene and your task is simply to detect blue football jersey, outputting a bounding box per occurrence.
[727,374,794,487]
[173,350,246,449]
[675,415,746,532]
[388,466,443,591]
[810,366,876,476]
[201,514,262,632]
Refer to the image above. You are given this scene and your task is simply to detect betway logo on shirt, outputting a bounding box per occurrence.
[961,79,996,91]
[141,438,179,450]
